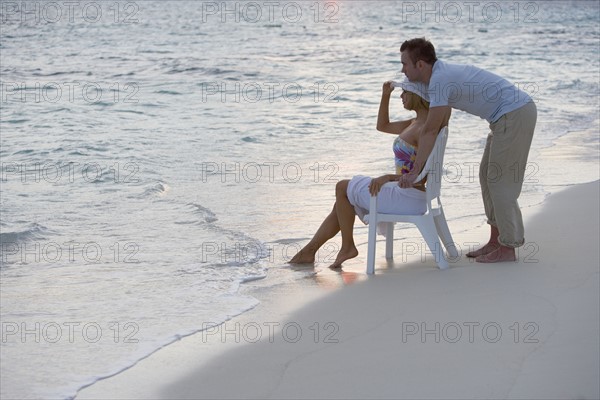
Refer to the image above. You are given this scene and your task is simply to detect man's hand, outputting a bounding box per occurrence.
[398,169,419,188]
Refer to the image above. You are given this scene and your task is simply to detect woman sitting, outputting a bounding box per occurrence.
[290,78,441,268]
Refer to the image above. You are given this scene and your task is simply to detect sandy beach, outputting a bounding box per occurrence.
[77,180,600,400]
[3,2,599,398]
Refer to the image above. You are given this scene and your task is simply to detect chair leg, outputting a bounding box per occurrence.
[434,207,459,259]
[416,217,449,269]
[366,216,378,275]
[385,223,394,259]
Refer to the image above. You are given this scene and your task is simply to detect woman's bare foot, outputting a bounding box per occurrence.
[329,246,359,268]
[466,242,500,258]
[475,246,516,263]
[289,248,315,264]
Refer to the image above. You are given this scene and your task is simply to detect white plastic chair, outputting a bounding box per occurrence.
[365,127,458,274]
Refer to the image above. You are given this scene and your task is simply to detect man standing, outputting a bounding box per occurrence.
[397,38,537,263]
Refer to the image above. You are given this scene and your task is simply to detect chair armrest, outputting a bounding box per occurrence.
[369,181,399,215]
[369,190,378,215]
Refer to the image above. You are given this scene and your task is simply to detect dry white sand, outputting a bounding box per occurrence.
[77,181,600,399]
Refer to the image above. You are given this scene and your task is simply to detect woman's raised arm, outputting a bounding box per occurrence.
[376,81,413,134]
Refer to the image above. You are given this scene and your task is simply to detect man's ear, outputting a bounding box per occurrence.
[416,60,425,70]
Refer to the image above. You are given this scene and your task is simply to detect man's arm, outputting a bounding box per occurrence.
[398,105,451,188]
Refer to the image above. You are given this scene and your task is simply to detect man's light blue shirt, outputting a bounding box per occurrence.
[427,59,532,123]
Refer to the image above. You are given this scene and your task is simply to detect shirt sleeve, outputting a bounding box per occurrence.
[428,73,450,108]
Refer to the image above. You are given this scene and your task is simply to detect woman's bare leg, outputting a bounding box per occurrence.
[330,180,359,268]
[289,205,340,263]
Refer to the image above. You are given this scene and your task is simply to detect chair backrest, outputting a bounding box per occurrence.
[413,126,448,203]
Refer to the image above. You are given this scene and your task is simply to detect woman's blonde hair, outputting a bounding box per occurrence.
[405,91,430,111]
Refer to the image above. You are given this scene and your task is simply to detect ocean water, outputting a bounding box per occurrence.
[1,1,598,398]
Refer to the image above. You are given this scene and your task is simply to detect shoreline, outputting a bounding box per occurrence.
[75,258,343,399]
[77,180,600,399]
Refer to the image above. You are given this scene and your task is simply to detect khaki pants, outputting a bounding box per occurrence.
[479,102,537,248]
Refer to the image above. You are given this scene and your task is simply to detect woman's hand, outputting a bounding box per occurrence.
[369,175,391,196]
[382,81,395,97]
